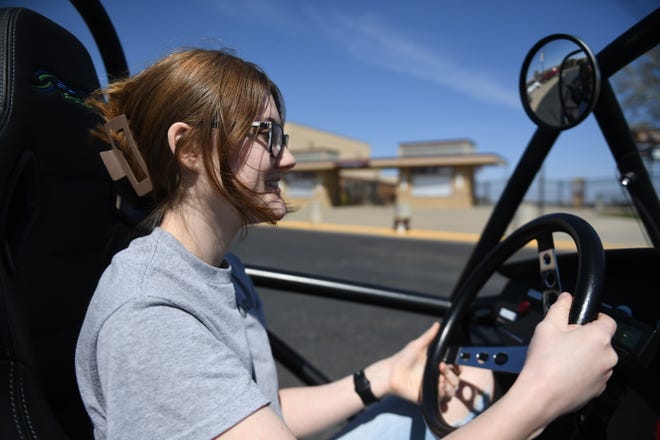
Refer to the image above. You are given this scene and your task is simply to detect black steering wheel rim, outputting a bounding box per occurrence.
[422,213,605,436]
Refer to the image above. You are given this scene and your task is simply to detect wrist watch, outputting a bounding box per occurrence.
[353,369,380,405]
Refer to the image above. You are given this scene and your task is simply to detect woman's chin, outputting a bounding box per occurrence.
[269,202,288,220]
[261,195,287,221]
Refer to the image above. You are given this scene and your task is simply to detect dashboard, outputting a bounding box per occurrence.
[492,247,660,434]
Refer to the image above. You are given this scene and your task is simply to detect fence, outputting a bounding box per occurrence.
[475,174,660,208]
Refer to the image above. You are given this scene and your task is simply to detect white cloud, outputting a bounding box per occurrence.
[209,0,305,34]
[311,11,519,109]
[209,1,518,108]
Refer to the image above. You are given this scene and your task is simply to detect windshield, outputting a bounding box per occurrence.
[475,45,659,251]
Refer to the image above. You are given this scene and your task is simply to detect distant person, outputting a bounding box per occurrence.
[75,48,617,439]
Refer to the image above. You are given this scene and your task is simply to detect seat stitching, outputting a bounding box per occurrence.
[19,367,38,439]
[9,362,26,440]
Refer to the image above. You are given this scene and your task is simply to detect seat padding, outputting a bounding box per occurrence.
[0,8,122,439]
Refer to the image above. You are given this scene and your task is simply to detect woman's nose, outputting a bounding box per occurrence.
[277,147,296,170]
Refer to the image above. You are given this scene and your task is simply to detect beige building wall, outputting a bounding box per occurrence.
[395,140,481,208]
[396,166,476,208]
[287,122,369,158]
[287,122,379,181]
[285,122,380,206]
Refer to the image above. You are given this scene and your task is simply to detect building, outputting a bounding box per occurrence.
[388,139,503,208]
[283,123,392,207]
[283,122,504,208]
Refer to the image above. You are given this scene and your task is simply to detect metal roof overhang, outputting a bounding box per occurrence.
[370,154,504,168]
[289,161,338,172]
[290,154,504,172]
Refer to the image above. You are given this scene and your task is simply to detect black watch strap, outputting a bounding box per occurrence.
[353,369,379,405]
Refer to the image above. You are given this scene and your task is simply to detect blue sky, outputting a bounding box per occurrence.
[19,0,658,182]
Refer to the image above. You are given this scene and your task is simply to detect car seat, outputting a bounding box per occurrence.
[0,7,126,439]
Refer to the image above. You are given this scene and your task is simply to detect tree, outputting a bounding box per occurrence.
[612,46,659,129]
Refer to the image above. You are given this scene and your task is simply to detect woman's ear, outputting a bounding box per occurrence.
[167,122,201,173]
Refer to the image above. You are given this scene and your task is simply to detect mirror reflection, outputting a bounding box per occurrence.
[522,37,600,130]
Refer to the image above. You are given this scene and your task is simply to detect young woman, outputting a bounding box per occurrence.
[75,48,617,439]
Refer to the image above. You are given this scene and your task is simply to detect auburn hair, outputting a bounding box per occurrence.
[87,48,287,229]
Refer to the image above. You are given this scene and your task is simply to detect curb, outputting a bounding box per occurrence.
[261,220,637,250]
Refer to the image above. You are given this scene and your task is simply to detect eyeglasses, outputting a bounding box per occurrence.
[251,121,289,159]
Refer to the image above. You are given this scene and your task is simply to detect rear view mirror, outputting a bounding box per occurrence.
[520,34,600,130]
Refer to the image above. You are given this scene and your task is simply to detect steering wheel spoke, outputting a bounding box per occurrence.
[537,232,563,314]
[450,345,528,374]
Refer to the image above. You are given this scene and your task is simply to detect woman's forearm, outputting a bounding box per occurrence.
[278,358,393,437]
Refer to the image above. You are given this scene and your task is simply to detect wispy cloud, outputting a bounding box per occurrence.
[308,9,519,109]
[209,1,518,108]
[209,0,306,35]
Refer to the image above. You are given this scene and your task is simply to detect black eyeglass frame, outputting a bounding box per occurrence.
[251,120,289,159]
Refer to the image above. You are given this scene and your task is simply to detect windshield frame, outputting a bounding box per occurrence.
[450,8,660,300]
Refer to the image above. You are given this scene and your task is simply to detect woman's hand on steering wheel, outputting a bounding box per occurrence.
[384,322,461,404]
[516,292,618,418]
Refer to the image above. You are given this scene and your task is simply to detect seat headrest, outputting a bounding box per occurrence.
[0,7,113,271]
[0,7,106,180]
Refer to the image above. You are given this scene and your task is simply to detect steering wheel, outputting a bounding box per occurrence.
[422,213,605,436]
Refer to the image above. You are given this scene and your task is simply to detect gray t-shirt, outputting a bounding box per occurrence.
[75,227,280,439]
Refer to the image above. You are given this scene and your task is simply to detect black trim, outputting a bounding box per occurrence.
[596,7,660,78]
[68,0,129,80]
[594,80,660,247]
[268,330,331,386]
[246,266,452,316]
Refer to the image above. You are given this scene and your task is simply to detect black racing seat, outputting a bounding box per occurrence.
[0,7,127,439]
